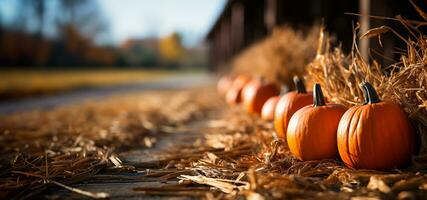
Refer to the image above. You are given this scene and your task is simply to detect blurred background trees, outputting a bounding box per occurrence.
[0,0,208,69]
[159,32,184,68]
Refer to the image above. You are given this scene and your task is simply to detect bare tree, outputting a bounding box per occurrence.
[57,0,110,43]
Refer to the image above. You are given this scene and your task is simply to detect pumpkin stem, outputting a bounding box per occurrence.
[313,83,326,107]
[255,75,265,83]
[362,82,381,104]
[359,82,369,104]
[279,84,290,96]
[293,76,307,93]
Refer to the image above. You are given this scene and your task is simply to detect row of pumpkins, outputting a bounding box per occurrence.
[217,75,416,170]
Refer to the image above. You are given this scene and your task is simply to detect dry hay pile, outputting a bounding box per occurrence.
[307,21,427,167]
[232,25,319,87]
[0,87,220,199]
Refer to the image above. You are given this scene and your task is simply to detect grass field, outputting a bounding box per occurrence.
[0,68,196,99]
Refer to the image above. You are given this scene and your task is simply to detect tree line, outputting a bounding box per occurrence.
[0,0,207,68]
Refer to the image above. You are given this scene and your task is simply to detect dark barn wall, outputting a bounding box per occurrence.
[208,0,268,71]
[275,0,358,50]
[207,0,359,72]
[369,0,427,66]
[207,0,427,72]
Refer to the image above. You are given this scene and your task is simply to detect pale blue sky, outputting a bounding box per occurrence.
[0,0,226,46]
[99,0,226,46]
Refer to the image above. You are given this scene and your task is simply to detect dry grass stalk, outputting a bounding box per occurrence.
[51,180,109,199]
[179,175,249,194]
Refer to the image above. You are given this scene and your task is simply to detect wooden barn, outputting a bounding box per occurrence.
[206,0,427,71]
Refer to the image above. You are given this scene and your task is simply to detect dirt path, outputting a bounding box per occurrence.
[0,73,214,115]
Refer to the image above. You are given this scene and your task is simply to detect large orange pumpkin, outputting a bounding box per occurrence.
[225,75,251,105]
[337,82,415,170]
[287,84,347,161]
[274,76,313,139]
[217,75,234,96]
[241,77,279,114]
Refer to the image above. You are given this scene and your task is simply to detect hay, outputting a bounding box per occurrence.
[1,86,426,199]
[231,25,319,87]
[0,88,220,198]
[1,5,427,200]
[306,14,427,168]
[143,106,427,199]
[139,6,427,200]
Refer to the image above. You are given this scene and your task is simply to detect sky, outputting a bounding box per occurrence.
[0,0,227,47]
[99,0,227,46]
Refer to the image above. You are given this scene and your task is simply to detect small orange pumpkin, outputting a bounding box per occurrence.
[241,77,279,114]
[226,75,251,105]
[261,96,280,121]
[217,75,234,96]
[274,76,313,139]
[337,82,415,170]
[287,84,347,161]
[261,85,290,121]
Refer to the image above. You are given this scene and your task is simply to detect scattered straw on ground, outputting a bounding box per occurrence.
[0,86,426,199]
[0,87,220,199]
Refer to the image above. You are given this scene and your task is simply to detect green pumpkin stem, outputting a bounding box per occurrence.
[362,82,381,104]
[293,76,307,93]
[313,83,326,107]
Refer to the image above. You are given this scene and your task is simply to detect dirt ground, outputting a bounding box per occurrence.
[1,86,427,199]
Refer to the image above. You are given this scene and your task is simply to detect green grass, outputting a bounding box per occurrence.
[0,68,187,99]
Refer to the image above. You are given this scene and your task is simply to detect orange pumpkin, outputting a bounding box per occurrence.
[287,84,347,161]
[242,77,279,114]
[225,75,251,105]
[261,96,280,121]
[337,82,415,170]
[217,75,234,96]
[261,85,290,121]
[274,76,313,139]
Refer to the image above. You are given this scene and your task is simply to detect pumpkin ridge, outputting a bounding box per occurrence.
[347,107,360,168]
[345,106,364,168]
[377,103,412,168]
[362,104,376,168]
[381,103,406,167]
